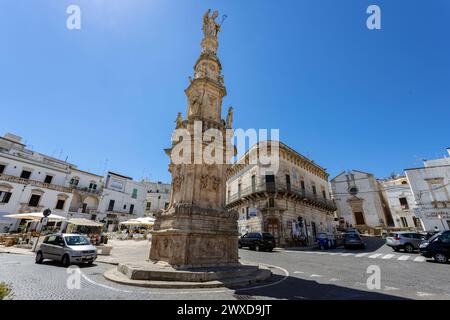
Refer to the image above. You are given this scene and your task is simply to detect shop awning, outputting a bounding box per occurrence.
[120,217,155,226]
[4,212,67,222]
[67,218,104,227]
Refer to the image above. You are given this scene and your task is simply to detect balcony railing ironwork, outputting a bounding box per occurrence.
[227,181,336,211]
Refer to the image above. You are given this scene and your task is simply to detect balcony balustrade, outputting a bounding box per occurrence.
[0,173,72,193]
[227,181,336,211]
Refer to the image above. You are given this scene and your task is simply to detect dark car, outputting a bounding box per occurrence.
[238,232,275,251]
[343,232,365,249]
[419,230,450,264]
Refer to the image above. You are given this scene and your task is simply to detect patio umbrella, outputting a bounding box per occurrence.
[67,218,104,227]
[3,212,67,222]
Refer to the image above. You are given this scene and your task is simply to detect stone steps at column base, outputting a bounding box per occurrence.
[103,268,272,289]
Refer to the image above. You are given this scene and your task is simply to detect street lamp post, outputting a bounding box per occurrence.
[32,208,51,252]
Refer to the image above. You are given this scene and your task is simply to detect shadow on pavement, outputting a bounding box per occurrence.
[235,274,409,300]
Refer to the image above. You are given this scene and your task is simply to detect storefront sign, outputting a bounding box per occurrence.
[424,211,450,219]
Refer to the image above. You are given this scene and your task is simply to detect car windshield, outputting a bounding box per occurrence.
[64,235,91,246]
[345,233,359,239]
[428,232,443,242]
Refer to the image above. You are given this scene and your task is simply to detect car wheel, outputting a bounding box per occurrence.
[434,253,448,264]
[61,254,71,267]
[267,247,273,252]
[87,261,94,265]
[35,251,44,264]
[393,247,400,252]
[404,244,414,253]
[238,243,242,249]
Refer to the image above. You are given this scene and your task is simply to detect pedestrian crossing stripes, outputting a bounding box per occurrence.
[284,250,429,263]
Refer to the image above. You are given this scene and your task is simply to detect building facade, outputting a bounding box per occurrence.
[98,172,147,231]
[141,180,171,217]
[0,133,74,232]
[226,141,337,247]
[405,149,450,232]
[379,176,421,230]
[0,133,146,232]
[331,170,394,231]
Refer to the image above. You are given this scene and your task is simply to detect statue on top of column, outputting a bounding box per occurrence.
[202,9,220,39]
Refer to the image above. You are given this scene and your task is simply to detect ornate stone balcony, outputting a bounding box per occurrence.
[71,185,103,196]
[0,173,73,193]
[226,181,337,212]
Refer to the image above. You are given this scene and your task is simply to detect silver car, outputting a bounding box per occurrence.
[386,232,425,253]
[35,233,97,267]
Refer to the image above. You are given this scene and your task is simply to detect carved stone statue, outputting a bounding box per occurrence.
[189,90,203,116]
[226,106,233,128]
[175,112,183,128]
[202,9,220,39]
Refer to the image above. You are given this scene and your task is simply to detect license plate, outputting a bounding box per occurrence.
[84,255,93,259]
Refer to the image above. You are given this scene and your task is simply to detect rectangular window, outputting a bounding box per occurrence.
[44,175,53,184]
[0,164,6,174]
[286,175,291,191]
[300,180,305,193]
[108,200,115,212]
[28,194,41,207]
[129,204,134,214]
[400,217,408,228]
[251,175,256,193]
[268,197,275,208]
[146,202,152,210]
[322,190,327,199]
[265,174,275,192]
[132,188,138,199]
[55,199,65,210]
[89,183,97,190]
[82,203,88,213]
[0,191,12,203]
[20,170,32,179]
[238,184,241,198]
[164,202,169,209]
[312,185,317,197]
[399,197,409,209]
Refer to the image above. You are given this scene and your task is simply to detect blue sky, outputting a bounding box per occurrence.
[0,0,449,182]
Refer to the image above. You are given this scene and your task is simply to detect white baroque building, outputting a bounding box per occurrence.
[0,133,146,232]
[405,148,450,232]
[330,170,394,231]
[98,172,147,231]
[0,133,75,231]
[141,180,171,217]
[379,176,421,230]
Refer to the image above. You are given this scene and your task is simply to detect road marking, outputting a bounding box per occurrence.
[329,278,340,282]
[340,253,355,256]
[355,253,370,257]
[398,255,410,261]
[293,271,304,274]
[381,254,395,259]
[80,262,290,296]
[384,286,399,291]
[294,296,307,299]
[328,253,339,255]
[368,254,383,259]
[414,256,426,262]
[417,291,435,297]
[310,274,322,278]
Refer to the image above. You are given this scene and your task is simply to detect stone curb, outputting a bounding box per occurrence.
[103,267,272,289]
